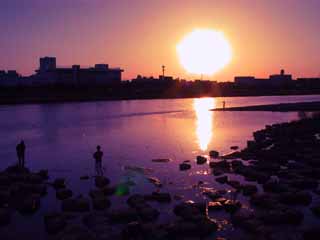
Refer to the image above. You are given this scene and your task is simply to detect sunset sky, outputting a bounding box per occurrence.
[1,0,320,81]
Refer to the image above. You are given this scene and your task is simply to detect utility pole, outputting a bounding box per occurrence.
[162,65,165,80]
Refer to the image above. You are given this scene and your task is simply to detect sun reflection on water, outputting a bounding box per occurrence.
[194,98,215,151]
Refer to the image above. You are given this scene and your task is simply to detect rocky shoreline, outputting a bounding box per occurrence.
[1,115,320,239]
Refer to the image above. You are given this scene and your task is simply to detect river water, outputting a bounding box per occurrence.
[0,94,320,239]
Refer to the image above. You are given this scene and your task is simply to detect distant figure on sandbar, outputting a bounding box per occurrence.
[16,140,26,168]
[93,145,103,176]
[222,101,226,110]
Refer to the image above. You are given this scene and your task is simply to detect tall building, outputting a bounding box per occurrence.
[39,57,57,72]
[34,57,123,86]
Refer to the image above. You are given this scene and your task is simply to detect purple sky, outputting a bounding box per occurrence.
[1,0,320,81]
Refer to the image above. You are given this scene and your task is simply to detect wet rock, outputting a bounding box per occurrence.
[92,197,111,210]
[209,150,219,158]
[227,180,241,189]
[147,177,162,188]
[56,188,73,200]
[173,194,183,201]
[179,163,191,171]
[95,176,110,188]
[174,201,206,221]
[31,184,47,196]
[207,201,223,211]
[290,179,318,190]
[17,195,40,215]
[152,158,171,163]
[0,208,11,226]
[122,221,143,239]
[89,189,105,199]
[263,182,289,193]
[231,208,255,225]
[242,184,258,196]
[203,189,223,201]
[168,217,218,238]
[37,169,49,180]
[223,200,241,213]
[139,206,160,221]
[279,191,312,206]
[44,212,66,234]
[196,156,207,165]
[259,207,304,225]
[53,178,66,190]
[127,194,146,209]
[27,174,43,184]
[56,225,95,240]
[109,208,139,223]
[102,186,116,196]
[62,197,90,212]
[212,168,224,176]
[80,175,89,180]
[250,194,278,209]
[145,192,171,203]
[215,176,228,184]
[209,160,230,170]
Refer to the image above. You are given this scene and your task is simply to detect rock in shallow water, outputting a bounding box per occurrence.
[196,156,207,165]
[179,163,191,171]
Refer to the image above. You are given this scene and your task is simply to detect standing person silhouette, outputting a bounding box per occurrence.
[93,145,103,176]
[222,100,226,110]
[16,140,26,168]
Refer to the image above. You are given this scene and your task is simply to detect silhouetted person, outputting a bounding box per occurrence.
[93,145,103,176]
[16,140,26,168]
[222,101,226,110]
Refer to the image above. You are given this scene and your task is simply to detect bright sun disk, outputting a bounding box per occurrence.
[177,29,232,76]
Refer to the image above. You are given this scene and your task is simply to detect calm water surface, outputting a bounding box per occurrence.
[1,94,320,239]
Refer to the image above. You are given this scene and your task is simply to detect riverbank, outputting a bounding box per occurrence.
[0,116,320,239]
[1,86,320,105]
[212,101,320,112]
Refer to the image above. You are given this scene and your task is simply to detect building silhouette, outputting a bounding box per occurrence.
[33,57,123,86]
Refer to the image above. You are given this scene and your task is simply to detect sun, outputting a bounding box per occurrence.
[177,29,232,76]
